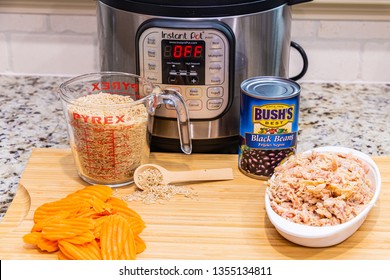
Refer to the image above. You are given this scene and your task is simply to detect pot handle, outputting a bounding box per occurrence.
[290,41,308,81]
[157,89,192,154]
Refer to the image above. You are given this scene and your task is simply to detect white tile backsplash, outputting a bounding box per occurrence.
[318,21,390,40]
[0,13,47,32]
[291,20,318,38]
[290,19,390,82]
[361,41,390,81]
[292,40,361,82]
[10,33,97,75]
[48,15,97,34]
[0,12,389,82]
[0,33,10,71]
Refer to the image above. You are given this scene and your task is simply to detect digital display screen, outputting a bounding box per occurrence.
[162,40,205,60]
[161,39,206,85]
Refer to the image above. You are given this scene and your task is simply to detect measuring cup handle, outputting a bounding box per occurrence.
[159,89,192,154]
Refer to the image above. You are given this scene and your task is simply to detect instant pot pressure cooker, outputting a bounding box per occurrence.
[97,0,312,153]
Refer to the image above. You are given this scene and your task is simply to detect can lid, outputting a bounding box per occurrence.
[241,76,300,99]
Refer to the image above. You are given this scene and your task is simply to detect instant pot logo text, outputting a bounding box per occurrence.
[253,104,294,128]
[91,82,139,92]
[161,31,204,40]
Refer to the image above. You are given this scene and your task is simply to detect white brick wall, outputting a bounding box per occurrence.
[49,14,97,34]
[10,33,96,75]
[0,12,389,82]
[0,14,47,32]
[0,33,8,71]
[290,40,361,82]
[361,41,390,81]
[0,13,98,76]
[290,19,390,82]
[317,21,390,39]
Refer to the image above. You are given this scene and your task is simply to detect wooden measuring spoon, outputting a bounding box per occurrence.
[134,163,234,189]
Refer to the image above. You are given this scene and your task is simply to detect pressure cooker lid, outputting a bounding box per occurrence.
[99,0,312,18]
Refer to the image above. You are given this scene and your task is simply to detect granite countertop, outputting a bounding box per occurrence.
[0,75,389,221]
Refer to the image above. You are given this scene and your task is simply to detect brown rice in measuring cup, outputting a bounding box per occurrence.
[67,92,149,186]
[59,72,192,187]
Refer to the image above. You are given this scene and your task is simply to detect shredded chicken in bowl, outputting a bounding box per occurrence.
[266,151,375,226]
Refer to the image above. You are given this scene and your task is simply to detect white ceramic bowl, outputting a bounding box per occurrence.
[265,146,381,247]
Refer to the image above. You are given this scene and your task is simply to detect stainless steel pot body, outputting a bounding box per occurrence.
[97,1,293,153]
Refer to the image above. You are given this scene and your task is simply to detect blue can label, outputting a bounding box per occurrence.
[244,102,298,149]
[245,132,296,149]
[239,78,300,179]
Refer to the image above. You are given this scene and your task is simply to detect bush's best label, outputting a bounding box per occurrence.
[253,104,294,127]
[239,77,300,180]
[246,103,296,149]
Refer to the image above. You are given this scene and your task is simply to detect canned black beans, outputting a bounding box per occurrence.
[238,76,300,180]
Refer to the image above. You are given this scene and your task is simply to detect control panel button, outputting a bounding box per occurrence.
[189,76,199,85]
[168,75,178,84]
[186,100,202,111]
[145,73,158,83]
[147,36,157,46]
[210,36,223,49]
[210,75,222,85]
[147,61,157,71]
[207,98,224,110]
[209,63,222,73]
[208,50,224,62]
[207,87,224,98]
[147,48,157,58]
[186,87,202,98]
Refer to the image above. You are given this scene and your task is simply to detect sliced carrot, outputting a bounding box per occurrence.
[100,214,137,260]
[107,197,143,220]
[92,216,110,239]
[42,217,94,240]
[106,196,128,208]
[68,198,112,218]
[23,231,59,253]
[58,250,71,260]
[100,215,117,260]
[63,231,95,245]
[59,240,100,260]
[126,217,146,235]
[23,232,41,245]
[87,239,102,260]
[34,198,88,223]
[134,235,146,255]
[90,197,112,214]
[67,185,113,203]
[70,207,95,219]
[24,185,145,260]
[36,235,59,252]
[109,214,136,260]
[32,211,70,232]
[119,223,137,260]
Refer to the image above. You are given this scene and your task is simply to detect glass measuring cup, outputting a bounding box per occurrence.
[59,72,192,187]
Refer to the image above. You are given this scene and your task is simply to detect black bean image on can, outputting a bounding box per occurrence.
[239,76,300,179]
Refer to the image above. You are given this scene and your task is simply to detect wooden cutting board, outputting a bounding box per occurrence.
[1,148,389,260]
